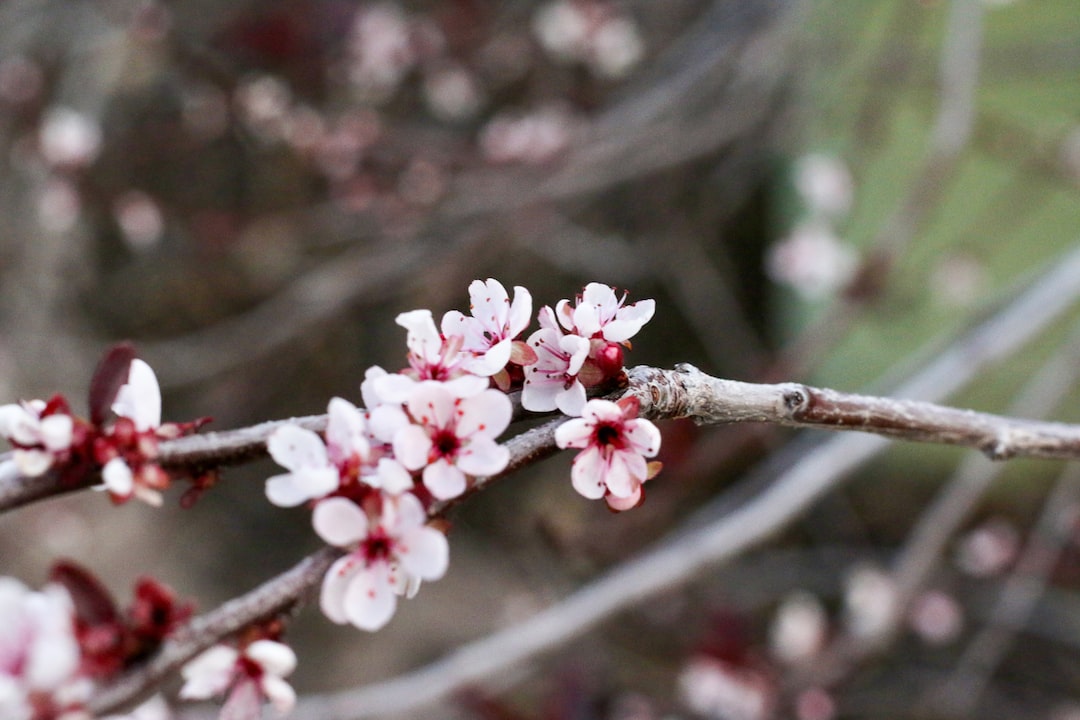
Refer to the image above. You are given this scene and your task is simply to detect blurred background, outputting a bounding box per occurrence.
[2,0,1080,718]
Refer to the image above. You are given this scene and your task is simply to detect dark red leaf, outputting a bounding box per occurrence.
[49,560,119,626]
[88,343,136,426]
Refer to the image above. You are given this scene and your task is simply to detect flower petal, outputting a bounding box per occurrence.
[261,674,297,714]
[554,418,592,449]
[570,448,608,499]
[267,425,328,473]
[392,424,433,471]
[423,459,467,500]
[245,640,296,677]
[179,645,238,699]
[312,497,369,547]
[343,564,397,631]
[326,397,369,461]
[406,382,455,430]
[604,299,655,342]
[398,526,449,581]
[456,436,509,477]
[372,458,414,494]
[112,359,161,431]
[320,556,360,624]
[39,414,73,452]
[102,457,134,496]
[555,381,587,417]
[626,418,662,457]
[456,390,512,439]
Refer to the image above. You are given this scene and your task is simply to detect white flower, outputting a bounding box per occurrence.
[0,578,82,720]
[112,359,162,433]
[180,639,297,716]
[441,279,532,377]
[554,282,655,343]
[316,493,449,631]
[393,381,511,500]
[766,223,857,300]
[521,307,590,416]
[374,310,488,402]
[555,398,660,509]
[265,424,341,507]
[0,401,74,477]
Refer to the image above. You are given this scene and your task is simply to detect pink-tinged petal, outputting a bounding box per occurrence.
[361,366,390,408]
[343,564,397,631]
[261,674,296,714]
[39,414,73,452]
[267,425,328,473]
[570,447,608,499]
[580,282,619,308]
[392,491,427,527]
[312,497,369,547]
[102,457,134,496]
[441,374,490,398]
[554,418,593,449]
[15,449,53,477]
[603,299,656,342]
[398,526,449,581]
[367,403,409,444]
[112,359,161,431]
[582,399,623,424]
[555,381,587,417]
[264,466,338,507]
[464,338,512,376]
[320,556,360,624]
[618,448,649,484]
[507,286,533,337]
[370,371,417,405]
[521,376,560,412]
[372,458,413,494]
[423,459,467,500]
[537,305,561,333]
[553,299,575,333]
[560,334,591,375]
[326,397,369,459]
[606,484,642,512]
[396,309,442,365]
[179,645,238,699]
[603,452,638,498]
[392,424,433,471]
[406,381,456,429]
[440,309,469,339]
[469,279,509,328]
[219,676,260,720]
[625,419,662,457]
[457,389,512,438]
[245,640,296,677]
[0,403,39,445]
[457,435,509,477]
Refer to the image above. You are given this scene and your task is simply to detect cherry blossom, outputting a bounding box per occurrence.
[373,309,488,401]
[0,399,74,477]
[554,396,660,510]
[265,397,412,507]
[521,306,591,416]
[97,359,170,506]
[441,278,533,377]
[393,381,511,500]
[554,282,655,345]
[180,639,297,717]
[315,493,449,631]
[0,578,86,720]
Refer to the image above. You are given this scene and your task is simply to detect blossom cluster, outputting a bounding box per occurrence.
[265,279,661,632]
[0,345,207,506]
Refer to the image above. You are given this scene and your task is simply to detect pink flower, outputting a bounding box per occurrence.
[180,639,297,717]
[393,381,511,500]
[554,282,655,344]
[315,493,449,631]
[554,397,660,510]
[373,310,488,402]
[521,307,590,416]
[441,279,532,377]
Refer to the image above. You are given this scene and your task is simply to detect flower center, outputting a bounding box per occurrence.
[595,423,622,448]
[432,428,461,458]
[362,530,395,563]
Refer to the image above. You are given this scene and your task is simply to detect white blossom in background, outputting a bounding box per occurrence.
[347,2,416,103]
[678,656,771,720]
[907,589,963,645]
[843,565,898,640]
[316,493,449,631]
[769,591,827,664]
[555,398,659,510]
[422,65,484,122]
[0,400,73,477]
[180,639,297,717]
[793,153,853,219]
[0,578,84,720]
[235,75,292,142]
[441,278,533,377]
[479,106,573,164]
[39,107,102,168]
[113,191,165,251]
[393,381,511,500]
[532,1,644,79]
[954,517,1020,577]
[767,222,857,300]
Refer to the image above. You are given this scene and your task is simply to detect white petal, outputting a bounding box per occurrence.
[14,449,52,477]
[582,399,622,423]
[555,381,587,417]
[469,278,510,327]
[390,491,428,528]
[464,338,512,376]
[440,309,469,339]
[554,418,592,449]
[560,334,591,375]
[360,366,390,408]
[102,457,134,496]
[423,459,467,500]
[39,414,73,452]
[606,484,642,511]
[219,677,261,720]
[367,403,409,444]
[603,452,638,498]
[326,397,369,459]
[521,376,560,412]
[267,425,328,472]
[441,374,490,398]
[261,674,296,714]
[406,382,456,429]
[396,309,442,364]
[371,373,418,404]
[457,436,509,477]
[398,526,449,581]
[0,403,40,445]
[245,640,296,677]
[343,564,397,631]
[457,389,512,439]
[372,458,414,494]
[264,466,339,507]
[179,645,238,699]
[312,498,369,547]
[626,418,662,457]
[570,448,608,499]
[507,286,533,337]
[392,424,433,471]
[112,359,161,431]
[603,299,656,342]
[320,556,360,624]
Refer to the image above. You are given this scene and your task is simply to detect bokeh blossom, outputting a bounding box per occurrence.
[180,639,297,717]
